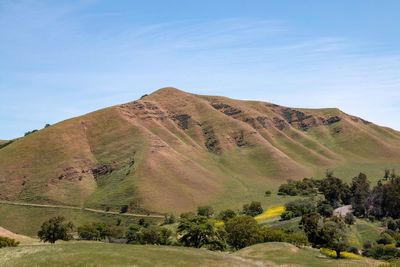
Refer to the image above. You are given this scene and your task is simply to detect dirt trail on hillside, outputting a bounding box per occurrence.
[0,201,164,218]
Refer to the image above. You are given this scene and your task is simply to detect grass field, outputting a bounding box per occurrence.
[0,241,383,267]
[0,204,161,237]
[236,242,382,267]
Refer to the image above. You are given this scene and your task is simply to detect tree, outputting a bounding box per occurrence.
[300,212,322,245]
[197,206,214,218]
[177,215,226,250]
[317,201,334,217]
[218,209,237,222]
[225,216,261,249]
[78,224,101,240]
[242,201,263,216]
[319,175,349,206]
[38,216,74,244]
[319,217,349,258]
[350,173,370,216]
[139,225,172,245]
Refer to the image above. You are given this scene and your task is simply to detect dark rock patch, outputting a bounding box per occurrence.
[211,102,242,116]
[234,131,246,147]
[273,117,287,131]
[256,116,269,128]
[202,126,222,154]
[91,164,113,180]
[172,114,191,130]
[323,116,342,125]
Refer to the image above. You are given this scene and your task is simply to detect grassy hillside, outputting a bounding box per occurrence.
[0,242,383,267]
[235,242,382,267]
[0,204,161,237]
[1,87,400,214]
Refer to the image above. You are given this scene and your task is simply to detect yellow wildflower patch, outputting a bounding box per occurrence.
[320,248,361,259]
[254,206,285,222]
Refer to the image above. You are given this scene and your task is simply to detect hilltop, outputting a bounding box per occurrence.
[1,87,400,214]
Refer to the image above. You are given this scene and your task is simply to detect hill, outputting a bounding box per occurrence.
[1,87,400,214]
[0,241,382,267]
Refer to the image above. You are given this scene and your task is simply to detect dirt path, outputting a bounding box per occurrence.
[0,200,164,218]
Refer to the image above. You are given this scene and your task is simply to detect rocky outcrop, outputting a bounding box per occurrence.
[202,126,221,154]
[210,102,242,116]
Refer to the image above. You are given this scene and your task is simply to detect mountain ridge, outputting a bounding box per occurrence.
[1,87,400,213]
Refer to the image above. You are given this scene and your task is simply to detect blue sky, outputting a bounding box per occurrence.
[1,0,399,139]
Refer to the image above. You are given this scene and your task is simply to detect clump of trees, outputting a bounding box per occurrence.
[242,201,263,216]
[278,178,319,196]
[0,236,19,248]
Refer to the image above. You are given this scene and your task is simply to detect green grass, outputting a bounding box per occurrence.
[0,204,161,237]
[0,241,383,267]
[235,242,382,267]
[0,242,257,267]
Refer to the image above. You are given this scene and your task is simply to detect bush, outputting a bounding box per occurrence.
[346,246,359,255]
[278,178,318,196]
[280,211,296,221]
[126,224,141,244]
[163,214,176,225]
[377,233,396,245]
[344,213,356,225]
[78,224,101,240]
[242,201,263,217]
[139,226,172,245]
[120,205,129,213]
[265,190,272,197]
[197,206,214,218]
[363,244,400,260]
[261,227,308,246]
[317,201,334,217]
[218,209,237,222]
[281,199,316,220]
[0,236,19,248]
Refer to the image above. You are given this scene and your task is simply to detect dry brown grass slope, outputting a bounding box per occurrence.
[1,87,400,214]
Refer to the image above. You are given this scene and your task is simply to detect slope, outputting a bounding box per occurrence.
[1,87,400,214]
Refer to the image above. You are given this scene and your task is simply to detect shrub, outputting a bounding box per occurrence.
[139,226,172,245]
[78,224,101,240]
[278,178,318,196]
[0,236,19,248]
[218,209,237,222]
[344,213,356,225]
[126,224,141,244]
[281,199,316,220]
[163,214,176,225]
[317,201,334,217]
[120,205,129,213]
[377,233,396,245]
[265,190,272,197]
[363,244,400,260]
[197,206,214,218]
[242,201,263,217]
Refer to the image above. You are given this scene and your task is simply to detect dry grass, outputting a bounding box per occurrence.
[1,87,400,217]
